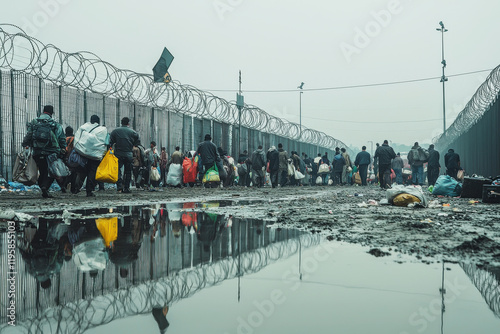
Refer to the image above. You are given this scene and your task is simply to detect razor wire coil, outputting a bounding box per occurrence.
[0,24,349,151]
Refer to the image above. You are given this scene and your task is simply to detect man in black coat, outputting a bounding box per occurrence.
[267,146,279,188]
[427,144,440,186]
[444,148,460,180]
[354,146,371,186]
[196,134,227,183]
[374,140,396,189]
[109,117,141,193]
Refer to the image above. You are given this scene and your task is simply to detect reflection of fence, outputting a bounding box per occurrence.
[0,214,321,333]
[0,24,351,179]
[433,65,500,177]
[460,263,500,318]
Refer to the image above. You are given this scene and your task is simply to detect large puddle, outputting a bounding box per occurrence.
[1,202,499,333]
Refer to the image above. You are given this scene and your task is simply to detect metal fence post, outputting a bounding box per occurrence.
[102,96,106,126]
[0,71,3,177]
[58,85,62,124]
[10,70,16,172]
[83,91,88,122]
[116,99,120,128]
[37,77,42,116]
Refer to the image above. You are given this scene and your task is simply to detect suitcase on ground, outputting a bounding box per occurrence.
[461,177,492,198]
[482,184,500,203]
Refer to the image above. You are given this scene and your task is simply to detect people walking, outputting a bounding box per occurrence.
[332,148,345,186]
[320,152,330,185]
[73,115,108,197]
[267,146,279,188]
[354,146,371,186]
[408,142,428,186]
[341,148,351,185]
[373,140,396,189]
[444,148,460,180]
[196,134,226,185]
[251,145,266,187]
[109,117,141,193]
[22,105,66,198]
[277,143,289,186]
[391,153,404,185]
[427,144,440,186]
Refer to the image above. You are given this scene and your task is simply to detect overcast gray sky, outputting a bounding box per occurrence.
[2,0,499,150]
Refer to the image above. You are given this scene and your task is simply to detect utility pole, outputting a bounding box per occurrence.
[298,82,304,140]
[236,71,244,157]
[436,21,448,135]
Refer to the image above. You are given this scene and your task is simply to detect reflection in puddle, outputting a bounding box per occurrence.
[0,202,318,333]
[1,201,500,333]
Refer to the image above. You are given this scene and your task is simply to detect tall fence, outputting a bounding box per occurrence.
[434,65,500,177]
[0,24,350,180]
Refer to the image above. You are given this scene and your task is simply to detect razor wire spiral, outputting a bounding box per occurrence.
[460,263,500,319]
[433,64,500,149]
[0,24,348,150]
[1,233,321,334]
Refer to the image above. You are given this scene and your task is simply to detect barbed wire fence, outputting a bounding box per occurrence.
[460,263,500,319]
[0,24,352,179]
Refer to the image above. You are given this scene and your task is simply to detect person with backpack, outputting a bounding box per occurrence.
[374,140,396,189]
[109,117,141,194]
[22,105,66,198]
[251,145,266,187]
[408,141,429,186]
[144,141,160,189]
[332,148,345,186]
[73,115,108,197]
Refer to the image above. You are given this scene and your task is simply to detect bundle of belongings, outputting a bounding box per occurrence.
[386,184,428,207]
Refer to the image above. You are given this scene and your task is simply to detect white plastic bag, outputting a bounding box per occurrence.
[294,170,305,180]
[167,163,182,186]
[74,122,108,160]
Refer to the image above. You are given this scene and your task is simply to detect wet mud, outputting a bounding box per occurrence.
[1,184,499,266]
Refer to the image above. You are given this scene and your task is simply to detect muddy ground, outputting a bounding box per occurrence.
[1,184,500,266]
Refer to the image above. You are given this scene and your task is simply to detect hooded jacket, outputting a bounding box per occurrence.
[278,148,289,170]
[267,147,279,172]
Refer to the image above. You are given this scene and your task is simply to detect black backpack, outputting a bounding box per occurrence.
[33,118,55,149]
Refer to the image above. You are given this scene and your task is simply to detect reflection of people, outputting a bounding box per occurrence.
[152,305,169,333]
[19,220,67,288]
[108,216,143,277]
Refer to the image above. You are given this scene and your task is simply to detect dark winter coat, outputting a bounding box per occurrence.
[374,144,396,165]
[444,150,460,169]
[427,148,441,168]
[267,149,279,172]
[354,150,371,166]
[109,125,141,159]
[251,148,266,170]
[408,145,429,166]
[22,113,66,156]
[332,153,345,172]
[196,140,220,166]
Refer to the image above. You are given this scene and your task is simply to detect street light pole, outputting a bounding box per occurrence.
[237,71,244,157]
[437,21,448,135]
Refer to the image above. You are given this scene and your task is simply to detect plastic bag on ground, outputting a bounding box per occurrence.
[393,193,421,207]
[386,184,428,207]
[432,175,462,197]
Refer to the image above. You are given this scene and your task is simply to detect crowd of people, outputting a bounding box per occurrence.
[21,105,462,197]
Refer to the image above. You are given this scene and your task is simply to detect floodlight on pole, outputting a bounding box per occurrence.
[436,21,448,135]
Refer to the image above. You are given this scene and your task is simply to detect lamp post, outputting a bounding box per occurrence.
[298,82,304,140]
[436,21,448,135]
[237,71,244,157]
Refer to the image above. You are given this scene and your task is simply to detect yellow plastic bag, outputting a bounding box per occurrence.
[393,193,421,207]
[95,217,118,247]
[202,164,220,183]
[96,149,118,183]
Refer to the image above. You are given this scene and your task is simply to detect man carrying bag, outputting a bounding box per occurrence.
[22,105,66,198]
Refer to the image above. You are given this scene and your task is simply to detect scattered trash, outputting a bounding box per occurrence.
[468,200,479,204]
[443,203,451,207]
[420,218,433,223]
[328,210,333,214]
[379,198,389,205]
[437,213,449,217]
[357,202,368,208]
[354,193,364,197]
[428,200,441,208]
[428,185,434,193]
